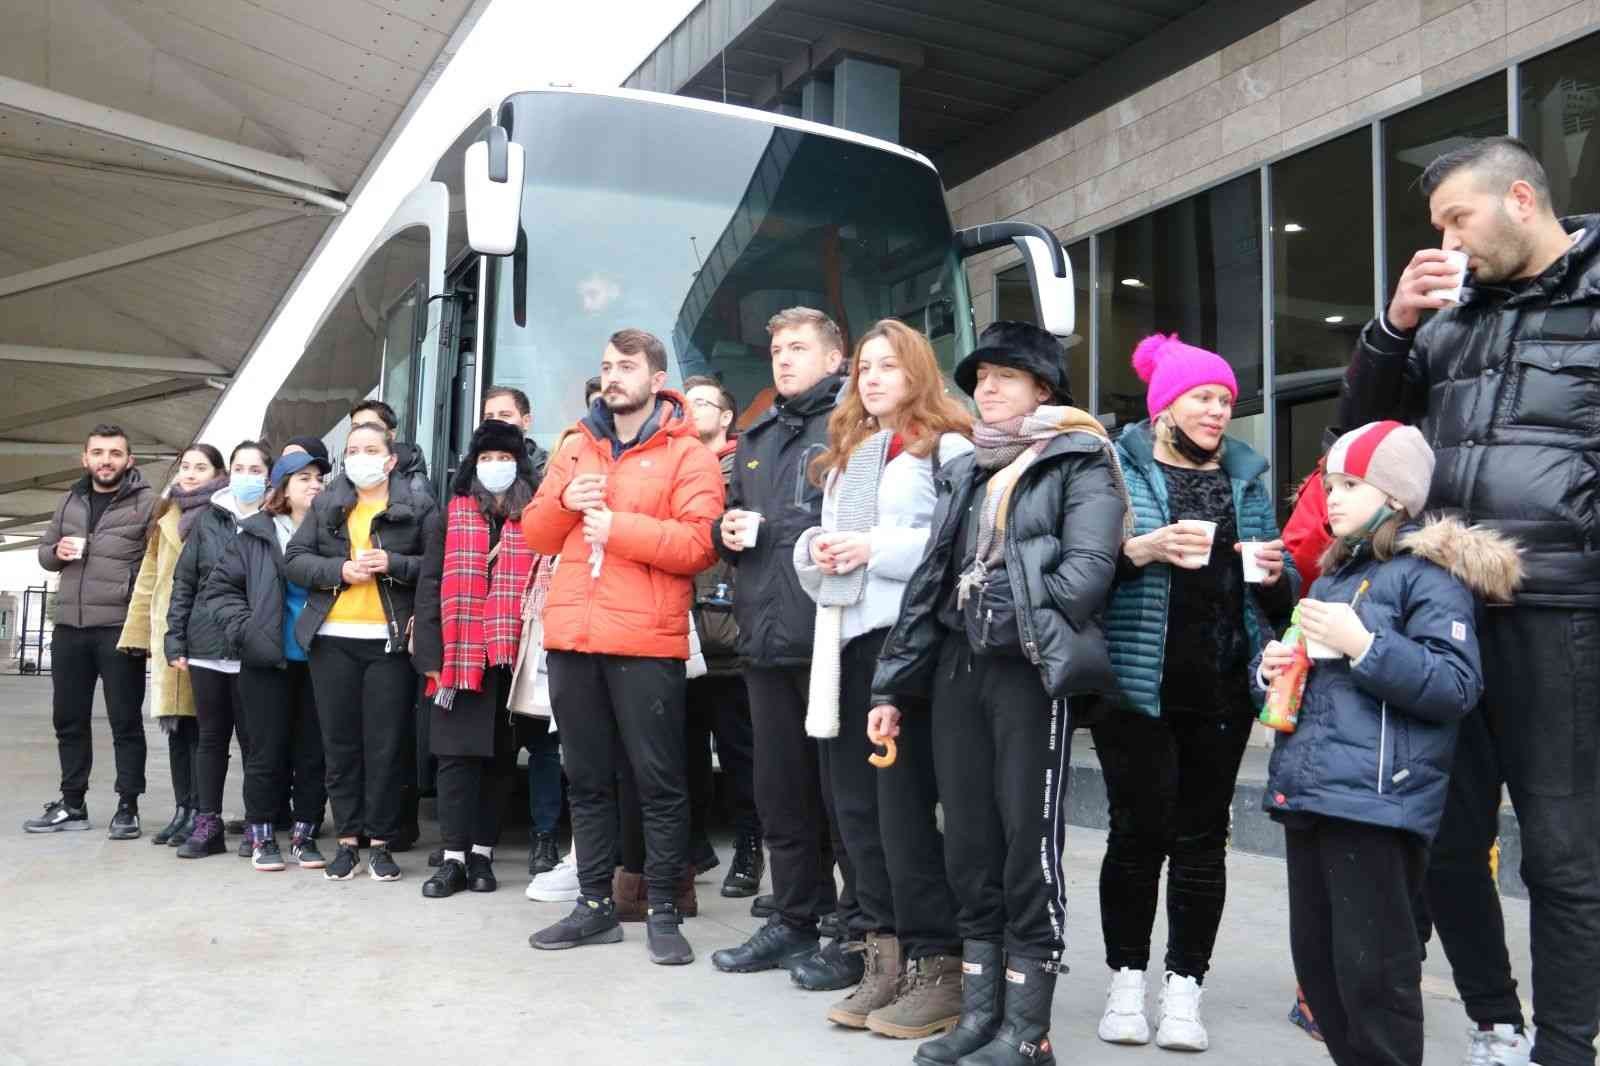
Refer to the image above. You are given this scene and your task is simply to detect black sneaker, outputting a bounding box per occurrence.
[427,847,445,868]
[466,852,497,893]
[324,844,362,881]
[422,858,467,898]
[691,836,720,876]
[236,824,252,858]
[23,799,89,833]
[289,822,324,869]
[368,845,401,882]
[721,832,763,898]
[528,831,560,876]
[710,917,819,973]
[820,910,848,942]
[646,902,695,966]
[251,836,286,872]
[790,937,867,991]
[530,896,624,951]
[750,893,777,918]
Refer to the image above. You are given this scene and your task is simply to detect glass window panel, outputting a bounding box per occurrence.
[993,240,1091,408]
[1383,75,1507,295]
[1271,130,1373,383]
[380,285,420,436]
[1519,30,1600,220]
[1097,173,1263,431]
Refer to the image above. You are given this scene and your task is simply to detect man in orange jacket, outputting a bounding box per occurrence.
[522,327,724,967]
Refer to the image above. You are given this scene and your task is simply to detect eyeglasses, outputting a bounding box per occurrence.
[689,397,728,412]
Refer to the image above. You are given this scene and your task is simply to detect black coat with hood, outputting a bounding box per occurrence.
[284,468,444,655]
[166,488,253,663]
[1340,214,1600,607]
[874,320,1129,703]
[204,510,296,669]
[712,375,842,668]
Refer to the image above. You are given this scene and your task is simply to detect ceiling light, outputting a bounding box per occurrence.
[1120,277,1145,288]
[1324,315,1344,324]
[1283,223,1305,233]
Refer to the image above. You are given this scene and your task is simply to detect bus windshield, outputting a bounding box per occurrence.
[485,90,973,445]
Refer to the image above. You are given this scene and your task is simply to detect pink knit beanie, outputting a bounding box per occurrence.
[1132,333,1239,421]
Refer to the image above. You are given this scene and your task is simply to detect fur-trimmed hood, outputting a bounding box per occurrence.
[1399,516,1524,605]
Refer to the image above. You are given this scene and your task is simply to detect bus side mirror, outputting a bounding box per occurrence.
[464,126,524,256]
[954,222,1075,338]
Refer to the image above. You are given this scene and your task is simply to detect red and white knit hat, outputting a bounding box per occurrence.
[1325,420,1435,517]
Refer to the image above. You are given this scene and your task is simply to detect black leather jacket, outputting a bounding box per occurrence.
[1339,215,1600,607]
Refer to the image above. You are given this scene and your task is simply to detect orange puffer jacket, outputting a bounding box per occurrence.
[523,391,724,659]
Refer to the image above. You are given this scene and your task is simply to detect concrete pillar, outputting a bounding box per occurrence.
[800,78,833,125]
[833,56,899,143]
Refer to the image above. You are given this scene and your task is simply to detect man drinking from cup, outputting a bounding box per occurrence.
[26,424,157,837]
[1342,135,1600,1066]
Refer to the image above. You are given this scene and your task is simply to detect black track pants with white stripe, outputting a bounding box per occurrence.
[930,636,1072,961]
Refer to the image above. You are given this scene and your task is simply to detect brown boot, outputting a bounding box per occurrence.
[675,870,698,917]
[612,866,648,922]
[865,952,962,1039]
[825,932,901,1029]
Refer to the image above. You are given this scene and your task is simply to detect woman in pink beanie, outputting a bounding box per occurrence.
[1091,334,1299,1053]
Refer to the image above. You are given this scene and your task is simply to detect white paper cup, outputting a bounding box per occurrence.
[742,512,764,548]
[1240,541,1268,583]
[1177,519,1217,568]
[1426,249,1470,303]
[61,536,86,559]
[1305,637,1343,660]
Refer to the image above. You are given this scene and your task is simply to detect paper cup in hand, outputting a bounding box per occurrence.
[742,512,764,548]
[62,536,86,560]
[1305,636,1342,659]
[1240,541,1268,583]
[1426,249,1469,303]
[1177,520,1217,568]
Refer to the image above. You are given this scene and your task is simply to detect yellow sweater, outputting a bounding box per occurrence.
[324,498,386,627]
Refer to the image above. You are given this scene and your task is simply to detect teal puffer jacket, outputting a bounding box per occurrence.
[1105,421,1298,718]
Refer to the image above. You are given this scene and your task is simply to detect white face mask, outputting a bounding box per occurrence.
[476,459,517,493]
[343,453,389,489]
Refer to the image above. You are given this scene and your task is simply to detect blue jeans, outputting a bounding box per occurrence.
[523,722,562,835]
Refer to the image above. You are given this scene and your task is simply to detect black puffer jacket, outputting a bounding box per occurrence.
[284,470,444,653]
[873,429,1127,702]
[165,490,251,663]
[712,376,841,667]
[204,511,293,669]
[1340,215,1600,607]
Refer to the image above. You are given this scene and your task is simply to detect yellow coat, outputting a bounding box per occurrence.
[117,508,195,718]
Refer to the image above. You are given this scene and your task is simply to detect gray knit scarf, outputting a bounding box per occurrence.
[816,429,893,608]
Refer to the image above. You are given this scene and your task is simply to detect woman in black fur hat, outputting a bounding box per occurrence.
[411,419,542,897]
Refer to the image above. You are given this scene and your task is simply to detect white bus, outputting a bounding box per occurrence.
[262,86,1075,487]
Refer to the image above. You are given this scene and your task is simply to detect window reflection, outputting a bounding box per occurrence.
[1383,75,1507,293]
[1520,30,1600,220]
[994,240,1092,409]
[1097,173,1263,431]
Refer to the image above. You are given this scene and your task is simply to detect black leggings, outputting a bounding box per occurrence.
[166,716,199,809]
[1090,709,1253,981]
[190,666,245,815]
[239,662,325,825]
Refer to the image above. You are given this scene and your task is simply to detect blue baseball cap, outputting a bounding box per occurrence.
[270,451,331,488]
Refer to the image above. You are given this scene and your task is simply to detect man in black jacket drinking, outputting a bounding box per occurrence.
[1340,136,1600,1066]
[709,307,859,987]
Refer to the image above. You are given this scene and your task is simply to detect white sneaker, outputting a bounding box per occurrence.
[525,850,579,902]
[1464,1024,1531,1066]
[1097,967,1151,1045]
[1155,971,1209,1051]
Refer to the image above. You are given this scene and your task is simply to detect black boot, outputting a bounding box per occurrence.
[790,937,867,991]
[955,954,1057,1065]
[168,808,197,847]
[721,832,763,898]
[914,941,1005,1066]
[152,806,191,846]
[528,831,560,876]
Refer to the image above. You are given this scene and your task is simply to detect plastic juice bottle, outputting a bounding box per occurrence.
[1261,607,1311,733]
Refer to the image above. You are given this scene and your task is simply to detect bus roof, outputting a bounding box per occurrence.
[496,84,939,175]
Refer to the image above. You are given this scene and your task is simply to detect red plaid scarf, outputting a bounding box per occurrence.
[439,496,537,702]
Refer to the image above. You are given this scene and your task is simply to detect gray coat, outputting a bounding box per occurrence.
[38,470,156,629]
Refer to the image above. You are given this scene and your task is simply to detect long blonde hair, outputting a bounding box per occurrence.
[810,319,973,485]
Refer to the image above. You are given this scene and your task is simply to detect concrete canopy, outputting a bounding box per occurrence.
[0,0,483,543]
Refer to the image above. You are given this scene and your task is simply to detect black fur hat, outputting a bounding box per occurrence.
[954,320,1073,406]
[451,419,534,496]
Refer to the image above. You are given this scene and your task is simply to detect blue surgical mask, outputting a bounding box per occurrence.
[476,459,517,494]
[230,472,267,504]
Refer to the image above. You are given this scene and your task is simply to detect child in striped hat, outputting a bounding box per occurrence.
[1254,420,1523,1066]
